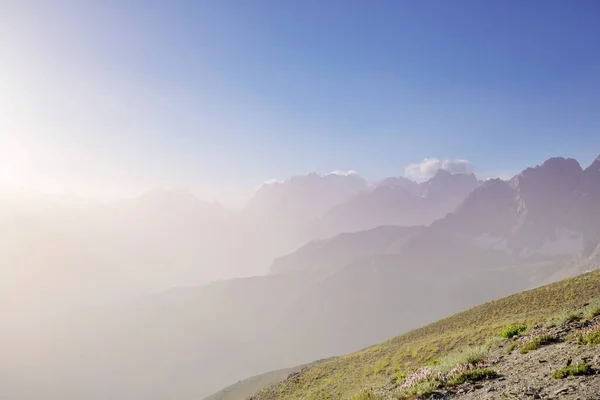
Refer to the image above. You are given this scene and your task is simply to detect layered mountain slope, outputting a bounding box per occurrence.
[570,155,600,239]
[272,157,599,277]
[0,190,238,327]
[315,171,480,236]
[245,172,368,222]
[4,239,565,400]
[428,157,600,257]
[0,170,480,333]
[543,238,600,284]
[4,156,600,400]
[270,225,424,274]
[376,176,422,197]
[3,272,316,400]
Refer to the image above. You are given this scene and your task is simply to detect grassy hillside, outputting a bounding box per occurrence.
[250,270,600,399]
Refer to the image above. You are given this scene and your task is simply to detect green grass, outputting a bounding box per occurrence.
[394,344,495,397]
[501,325,528,339]
[437,346,487,374]
[351,389,385,400]
[483,335,504,350]
[552,363,593,379]
[583,298,600,319]
[545,309,581,328]
[250,271,600,400]
[395,371,409,382]
[396,380,440,399]
[519,334,555,354]
[372,358,390,375]
[447,368,497,386]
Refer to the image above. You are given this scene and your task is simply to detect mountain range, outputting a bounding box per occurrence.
[3,155,600,400]
[0,169,480,329]
[313,170,480,237]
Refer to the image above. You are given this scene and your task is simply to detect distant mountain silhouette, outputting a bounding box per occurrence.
[430,157,600,257]
[245,172,369,222]
[4,155,600,400]
[314,171,480,237]
[270,225,424,274]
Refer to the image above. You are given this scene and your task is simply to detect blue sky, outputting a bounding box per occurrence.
[2,0,600,204]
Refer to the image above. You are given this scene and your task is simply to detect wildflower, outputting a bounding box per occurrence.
[397,361,492,392]
[573,321,600,345]
[445,362,491,382]
[397,366,445,391]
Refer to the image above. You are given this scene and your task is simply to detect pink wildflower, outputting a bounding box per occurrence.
[398,361,491,392]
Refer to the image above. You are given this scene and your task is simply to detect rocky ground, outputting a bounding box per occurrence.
[433,319,600,400]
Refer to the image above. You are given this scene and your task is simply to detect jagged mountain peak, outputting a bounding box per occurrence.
[428,155,600,258]
[245,171,369,219]
[454,178,514,212]
[585,154,600,172]
[507,157,582,220]
[541,156,582,170]
[428,169,477,182]
[423,170,479,195]
[509,157,582,188]
[376,176,421,196]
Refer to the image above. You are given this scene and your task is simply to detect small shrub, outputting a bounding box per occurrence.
[584,299,600,319]
[520,332,555,354]
[501,325,528,339]
[396,358,497,398]
[395,380,440,398]
[552,363,593,379]
[573,322,600,345]
[396,366,444,391]
[447,368,497,386]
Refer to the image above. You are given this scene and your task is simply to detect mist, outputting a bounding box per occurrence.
[5,158,598,399]
[3,1,600,399]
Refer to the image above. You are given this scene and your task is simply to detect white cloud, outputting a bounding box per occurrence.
[404,158,475,182]
[329,170,358,176]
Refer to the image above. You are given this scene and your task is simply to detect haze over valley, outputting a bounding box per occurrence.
[3,2,600,400]
[4,155,600,399]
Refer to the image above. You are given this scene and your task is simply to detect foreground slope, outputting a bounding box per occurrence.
[251,270,600,400]
[440,319,600,400]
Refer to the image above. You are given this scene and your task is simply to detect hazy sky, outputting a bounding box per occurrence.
[2,0,600,205]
